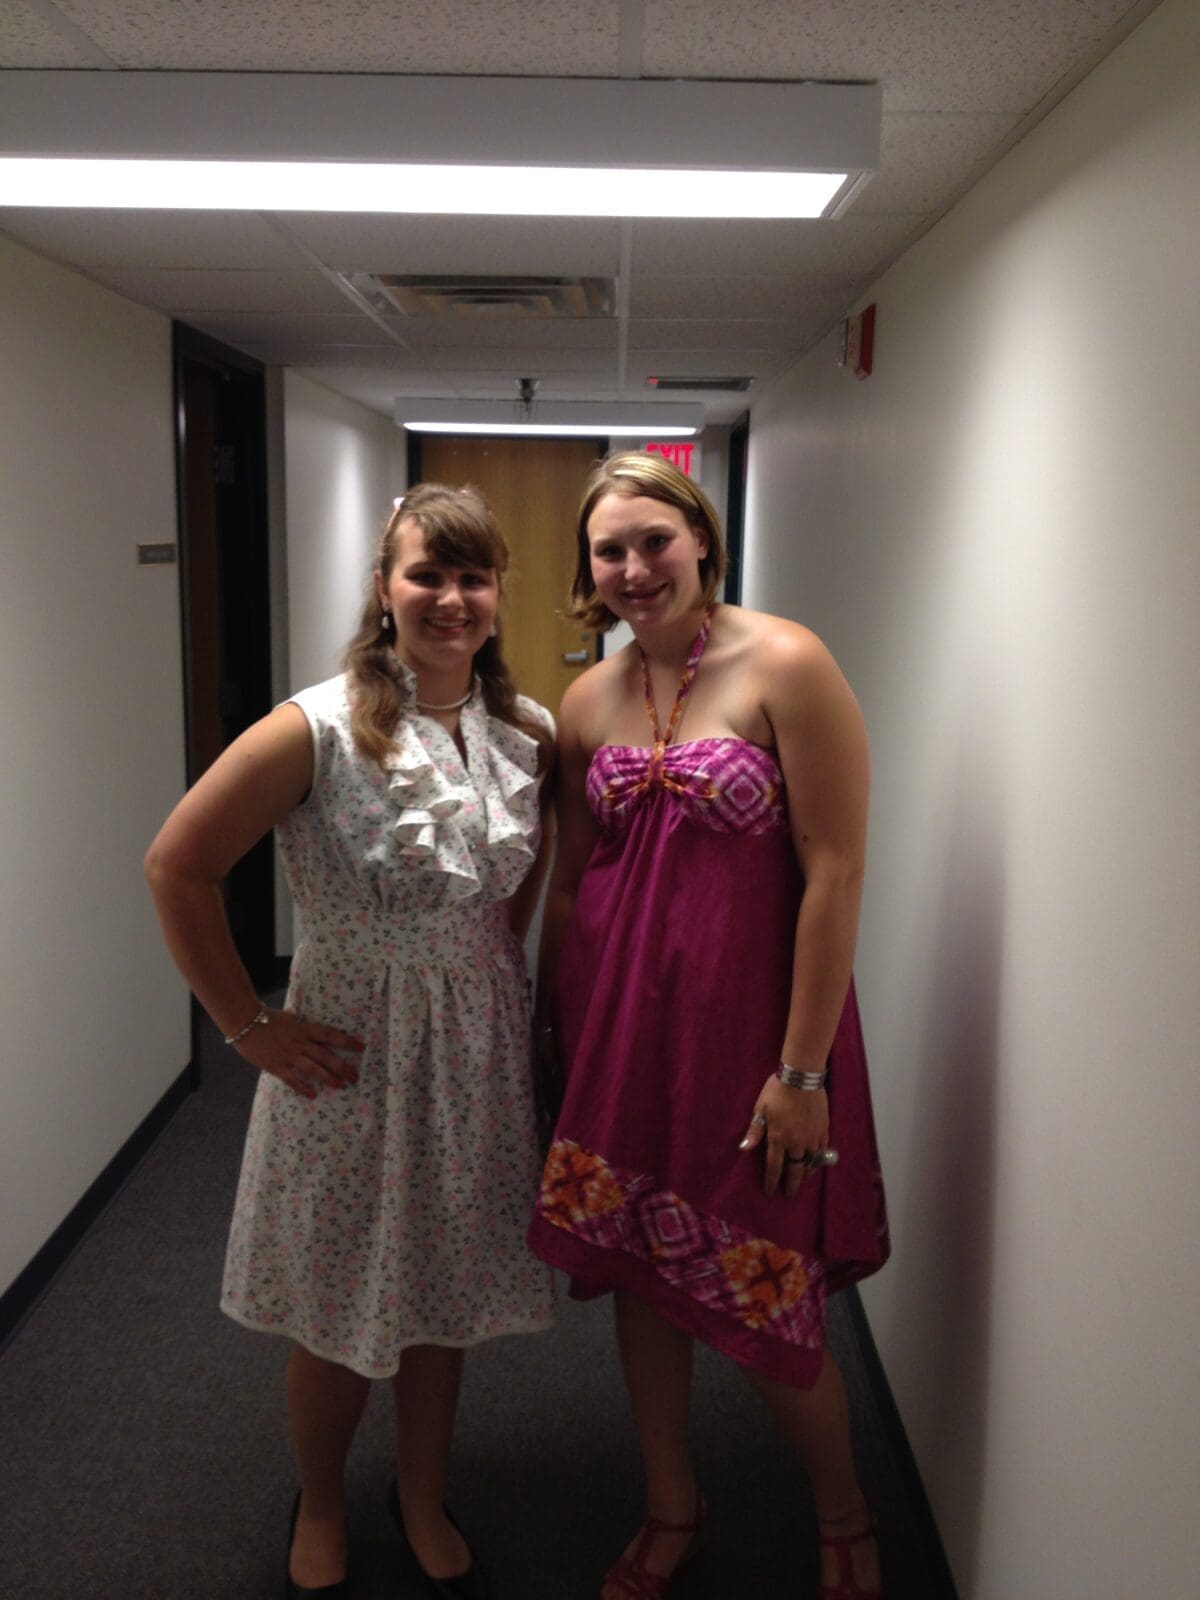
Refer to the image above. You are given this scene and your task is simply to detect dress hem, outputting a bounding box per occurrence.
[527,1215,824,1390]
[219,1300,555,1380]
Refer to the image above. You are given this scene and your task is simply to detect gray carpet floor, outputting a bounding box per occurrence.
[0,1011,936,1599]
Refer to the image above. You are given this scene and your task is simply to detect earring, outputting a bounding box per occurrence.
[381,607,393,635]
[489,621,497,637]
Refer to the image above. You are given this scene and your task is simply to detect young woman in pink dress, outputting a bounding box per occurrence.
[528,452,890,1600]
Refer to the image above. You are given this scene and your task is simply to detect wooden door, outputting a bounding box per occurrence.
[418,436,603,715]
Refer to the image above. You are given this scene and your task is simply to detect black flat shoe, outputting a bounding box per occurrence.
[285,1491,349,1600]
[387,1481,487,1600]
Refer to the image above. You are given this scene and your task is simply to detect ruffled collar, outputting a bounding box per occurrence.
[379,659,542,900]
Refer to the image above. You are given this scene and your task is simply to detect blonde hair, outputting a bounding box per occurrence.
[343,483,552,770]
[567,451,726,630]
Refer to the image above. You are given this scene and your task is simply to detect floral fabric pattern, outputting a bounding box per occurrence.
[221,673,555,1377]
[538,1140,826,1355]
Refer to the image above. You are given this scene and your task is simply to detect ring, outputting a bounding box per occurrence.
[751,1112,767,1128]
[785,1149,839,1168]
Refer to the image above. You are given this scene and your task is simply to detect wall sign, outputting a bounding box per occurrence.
[645,440,700,477]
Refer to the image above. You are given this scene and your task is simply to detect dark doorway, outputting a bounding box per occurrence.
[725,411,749,605]
[173,324,275,997]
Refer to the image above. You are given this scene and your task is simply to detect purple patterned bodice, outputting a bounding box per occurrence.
[587,736,787,836]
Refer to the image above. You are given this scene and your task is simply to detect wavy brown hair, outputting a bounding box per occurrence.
[343,483,552,771]
[567,451,727,631]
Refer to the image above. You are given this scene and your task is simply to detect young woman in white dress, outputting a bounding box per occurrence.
[146,484,555,1600]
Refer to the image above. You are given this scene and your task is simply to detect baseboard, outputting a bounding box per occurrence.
[0,1064,194,1349]
[842,1284,960,1600]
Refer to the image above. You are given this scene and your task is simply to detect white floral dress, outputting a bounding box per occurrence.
[220,670,555,1376]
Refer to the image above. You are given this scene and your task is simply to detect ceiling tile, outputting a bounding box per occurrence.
[630,273,855,320]
[630,215,919,278]
[0,2,100,66]
[857,112,1021,215]
[399,317,619,352]
[52,0,619,72]
[627,318,810,353]
[422,348,620,375]
[81,266,353,315]
[629,350,791,381]
[253,346,439,370]
[0,209,301,269]
[184,310,397,346]
[426,372,625,398]
[277,213,623,277]
[640,0,1143,114]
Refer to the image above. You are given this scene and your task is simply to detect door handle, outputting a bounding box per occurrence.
[561,649,589,664]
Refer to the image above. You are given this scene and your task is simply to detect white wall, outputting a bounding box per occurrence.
[744,3,1200,1595]
[282,369,405,694]
[0,235,190,1297]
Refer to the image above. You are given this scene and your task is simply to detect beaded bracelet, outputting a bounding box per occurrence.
[776,1063,826,1091]
[224,1007,269,1047]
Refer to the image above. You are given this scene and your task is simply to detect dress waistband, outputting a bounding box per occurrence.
[292,900,515,968]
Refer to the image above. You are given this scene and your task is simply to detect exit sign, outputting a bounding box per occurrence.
[645,440,700,478]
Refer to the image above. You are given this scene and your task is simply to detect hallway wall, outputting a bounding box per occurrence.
[0,234,190,1296]
[282,368,405,696]
[743,2,1200,1595]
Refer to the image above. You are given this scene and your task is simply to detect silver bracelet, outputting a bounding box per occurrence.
[776,1063,826,1091]
[224,1007,269,1047]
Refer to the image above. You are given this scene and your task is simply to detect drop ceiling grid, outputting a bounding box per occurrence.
[0,0,1167,421]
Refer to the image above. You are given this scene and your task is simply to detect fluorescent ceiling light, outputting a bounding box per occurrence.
[394,400,704,437]
[0,72,880,221]
[0,159,849,219]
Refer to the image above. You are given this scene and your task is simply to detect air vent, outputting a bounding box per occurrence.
[647,375,755,392]
[350,274,615,319]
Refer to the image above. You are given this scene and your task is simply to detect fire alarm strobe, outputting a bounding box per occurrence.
[839,304,876,380]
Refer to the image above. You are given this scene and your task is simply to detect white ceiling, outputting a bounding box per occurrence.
[0,0,1161,425]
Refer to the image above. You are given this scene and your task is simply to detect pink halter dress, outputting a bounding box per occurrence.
[527,609,889,1387]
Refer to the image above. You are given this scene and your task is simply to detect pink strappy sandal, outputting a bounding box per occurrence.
[601,1494,708,1599]
[818,1508,884,1599]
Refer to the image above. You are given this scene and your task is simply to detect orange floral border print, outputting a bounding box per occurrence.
[537,1139,825,1348]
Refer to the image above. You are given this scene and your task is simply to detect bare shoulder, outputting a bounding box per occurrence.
[722,605,842,689]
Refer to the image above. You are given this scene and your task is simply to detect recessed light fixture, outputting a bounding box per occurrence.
[0,72,881,221]
[393,400,704,438]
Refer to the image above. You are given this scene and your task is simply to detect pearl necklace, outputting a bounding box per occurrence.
[415,686,473,712]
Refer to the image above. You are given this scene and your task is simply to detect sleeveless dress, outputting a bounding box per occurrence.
[221,669,555,1377]
[527,612,888,1388]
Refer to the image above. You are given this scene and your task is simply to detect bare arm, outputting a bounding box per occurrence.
[533,680,599,1028]
[739,628,870,1195]
[144,702,363,1097]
